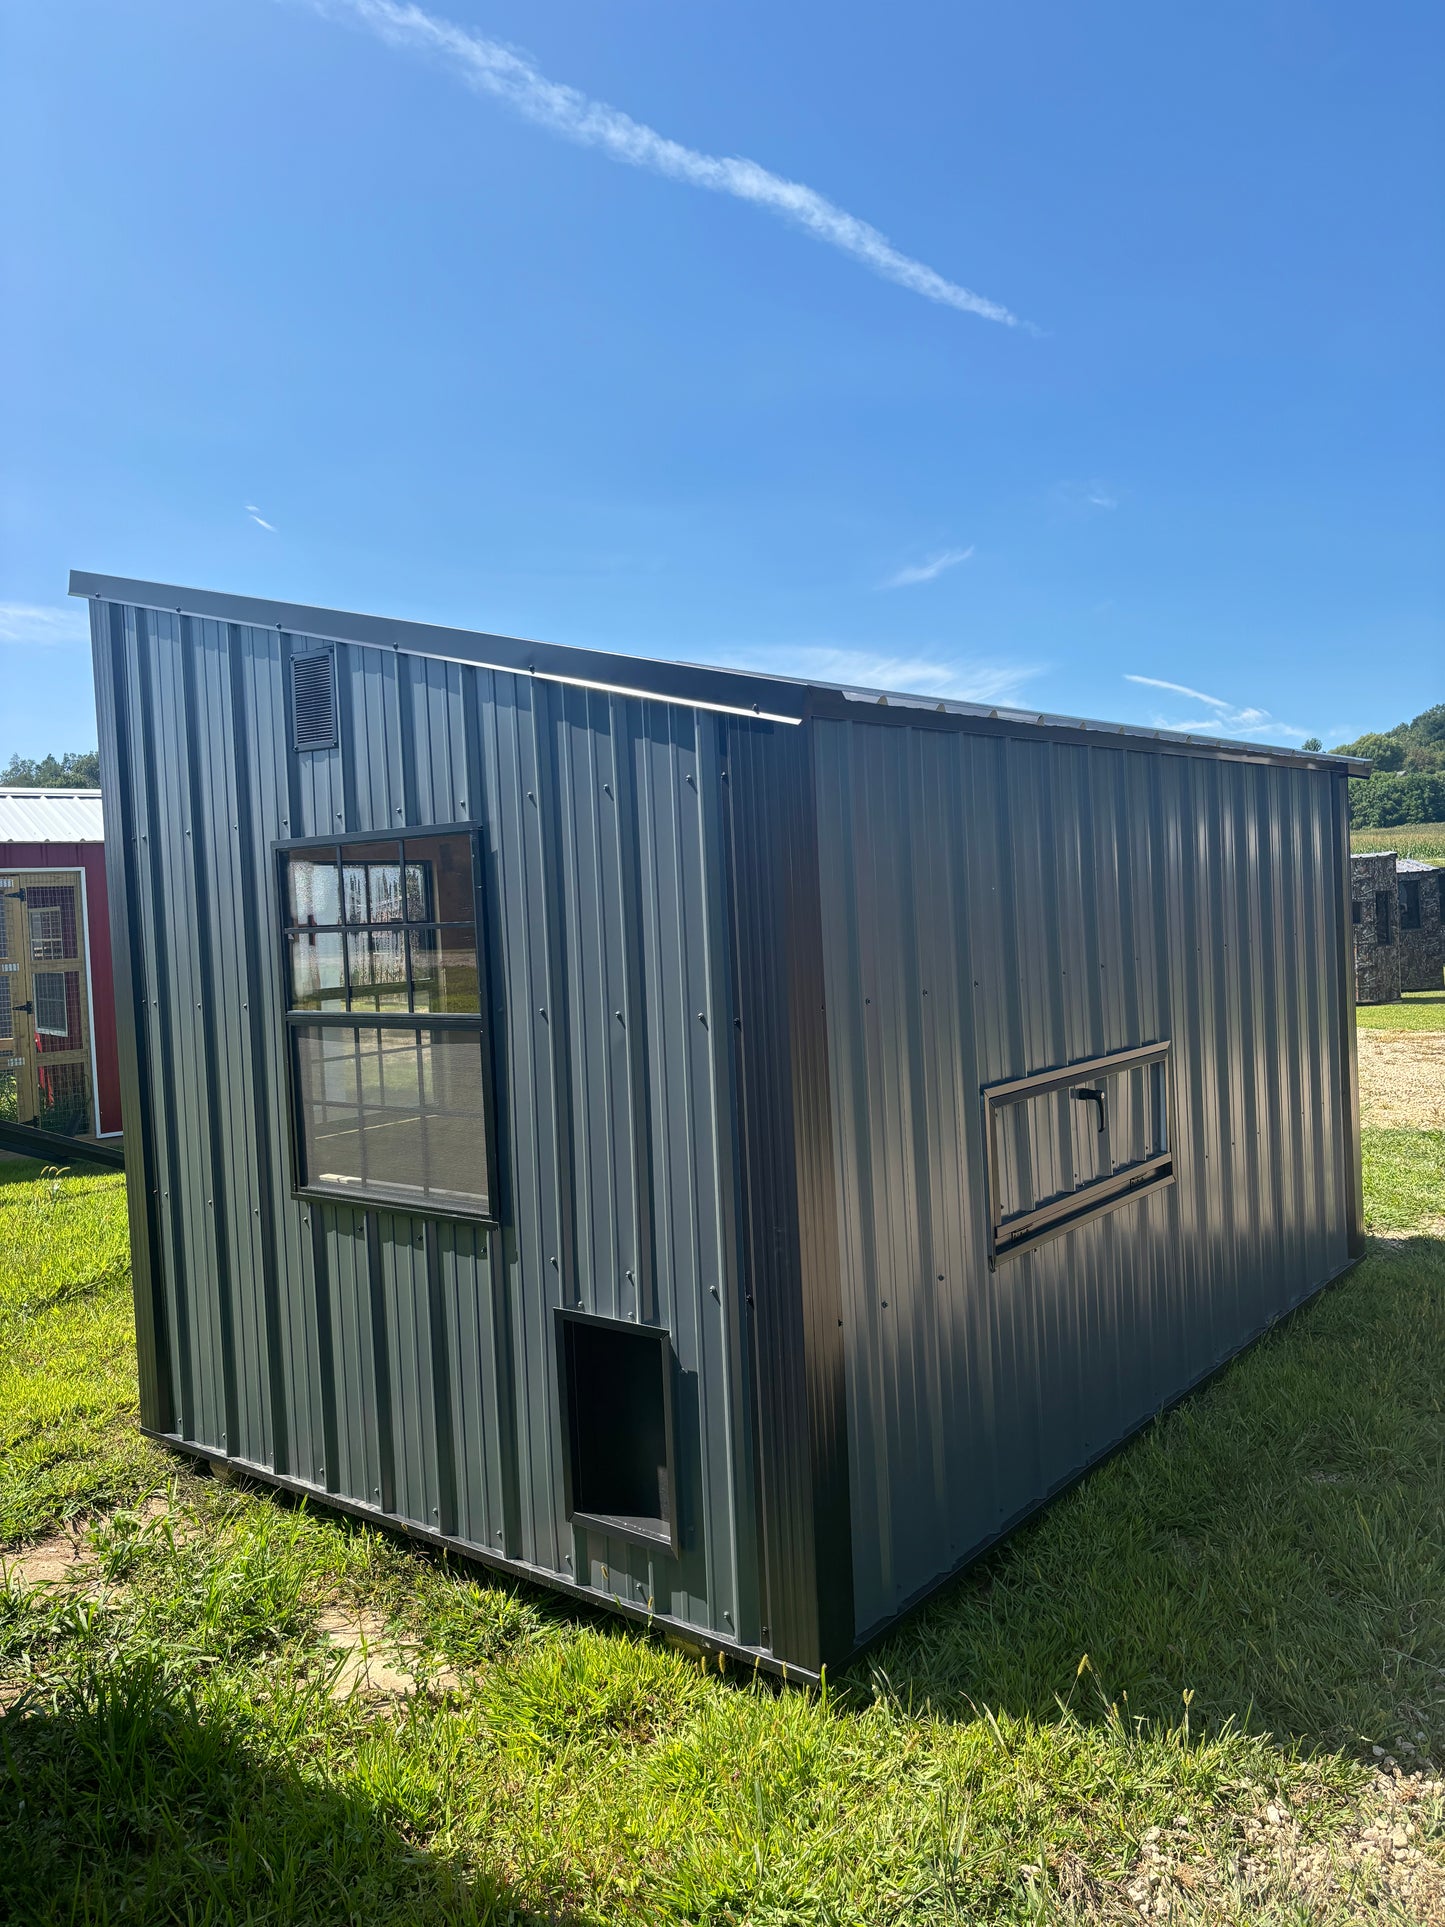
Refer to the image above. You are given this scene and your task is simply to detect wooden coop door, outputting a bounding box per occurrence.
[0,870,95,1137]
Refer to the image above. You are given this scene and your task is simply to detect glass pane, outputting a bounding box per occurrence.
[409,928,480,1013]
[403,835,474,926]
[29,907,65,962]
[341,863,370,926]
[341,844,404,923]
[287,930,347,1011]
[346,928,409,1011]
[293,1023,490,1215]
[287,853,341,927]
[34,971,71,1037]
[27,886,78,959]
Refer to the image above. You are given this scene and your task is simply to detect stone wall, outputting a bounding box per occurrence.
[1398,860,1445,993]
[1350,852,1401,1004]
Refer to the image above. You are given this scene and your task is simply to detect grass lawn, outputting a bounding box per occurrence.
[2,1137,1444,1923]
[1357,990,1445,1033]
[1351,824,1445,865]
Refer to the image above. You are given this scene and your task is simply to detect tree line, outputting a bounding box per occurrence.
[0,750,102,788]
[1332,705,1445,827]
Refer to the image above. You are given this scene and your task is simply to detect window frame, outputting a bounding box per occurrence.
[1374,889,1393,947]
[274,824,499,1224]
[982,1041,1176,1264]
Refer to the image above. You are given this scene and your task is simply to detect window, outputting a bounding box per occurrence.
[34,972,81,1051]
[27,885,77,960]
[1352,900,1362,925]
[1375,890,1392,947]
[279,830,494,1219]
[984,1042,1174,1262]
[1399,879,1421,932]
[556,1311,678,1553]
[33,971,71,1037]
[29,907,65,961]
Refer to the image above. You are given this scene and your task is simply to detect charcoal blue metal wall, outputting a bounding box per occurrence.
[88,594,760,1654]
[83,572,1363,1679]
[809,717,1360,1640]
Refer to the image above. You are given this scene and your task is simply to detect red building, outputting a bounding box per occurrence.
[0,788,121,1139]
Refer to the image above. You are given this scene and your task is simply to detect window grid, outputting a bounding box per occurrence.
[279,830,493,1221]
[35,971,83,1052]
[26,885,78,959]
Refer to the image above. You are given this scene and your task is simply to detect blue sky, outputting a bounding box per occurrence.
[3,0,1441,759]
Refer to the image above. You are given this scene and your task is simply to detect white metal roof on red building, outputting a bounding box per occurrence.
[0,788,105,843]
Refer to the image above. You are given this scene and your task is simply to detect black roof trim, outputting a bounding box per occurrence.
[69,572,1373,777]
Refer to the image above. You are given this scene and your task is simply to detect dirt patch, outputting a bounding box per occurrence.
[1358,1031,1445,1130]
[0,1525,94,1590]
[315,1609,460,1700]
[0,1495,198,1596]
[1100,1768,1445,1923]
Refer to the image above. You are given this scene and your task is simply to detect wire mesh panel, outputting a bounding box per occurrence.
[27,883,78,959]
[37,1062,89,1134]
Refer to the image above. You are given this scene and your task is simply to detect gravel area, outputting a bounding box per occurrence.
[1357,1032,1445,1130]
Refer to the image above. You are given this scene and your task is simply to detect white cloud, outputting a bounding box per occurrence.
[1123,673,1305,743]
[0,603,90,646]
[884,545,974,589]
[311,0,1025,327]
[1125,673,1231,710]
[1053,479,1118,514]
[738,644,1043,708]
[246,505,277,531]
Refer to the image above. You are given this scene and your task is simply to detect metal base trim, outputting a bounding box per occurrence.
[139,1429,820,1689]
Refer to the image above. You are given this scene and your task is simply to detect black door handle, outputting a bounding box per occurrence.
[1071,1086,1108,1134]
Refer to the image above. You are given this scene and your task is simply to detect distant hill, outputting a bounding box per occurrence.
[1336,705,1445,827]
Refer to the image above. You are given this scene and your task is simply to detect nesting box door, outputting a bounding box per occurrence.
[0,870,96,1137]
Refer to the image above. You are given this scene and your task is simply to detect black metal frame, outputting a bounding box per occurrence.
[272,823,499,1224]
[983,1041,1177,1263]
[554,1306,680,1557]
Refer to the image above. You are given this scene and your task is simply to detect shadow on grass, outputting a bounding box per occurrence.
[0,1655,584,1926]
[850,1232,1445,1759]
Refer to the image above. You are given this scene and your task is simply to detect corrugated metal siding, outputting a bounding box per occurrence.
[811,720,1354,1640]
[91,599,754,1648]
[0,790,105,843]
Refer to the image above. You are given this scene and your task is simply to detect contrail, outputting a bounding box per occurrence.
[309,0,1024,328]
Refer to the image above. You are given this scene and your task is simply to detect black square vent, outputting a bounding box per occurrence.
[291,649,337,752]
[556,1310,678,1554]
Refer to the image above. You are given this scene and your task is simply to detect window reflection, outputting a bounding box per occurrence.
[288,856,341,927]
